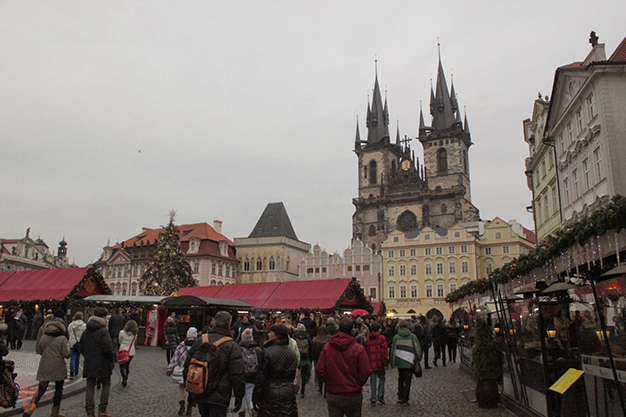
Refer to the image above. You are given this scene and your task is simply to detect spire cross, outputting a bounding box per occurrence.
[400,135,412,148]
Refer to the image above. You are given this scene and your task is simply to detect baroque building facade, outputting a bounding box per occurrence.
[0,228,70,271]
[298,240,383,302]
[352,55,479,254]
[546,33,626,224]
[95,221,238,295]
[524,96,561,243]
[235,202,310,283]
[381,218,535,318]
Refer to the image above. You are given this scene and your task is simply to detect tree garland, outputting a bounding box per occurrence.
[446,195,626,303]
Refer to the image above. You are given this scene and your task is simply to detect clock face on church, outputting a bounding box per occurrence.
[401,160,411,171]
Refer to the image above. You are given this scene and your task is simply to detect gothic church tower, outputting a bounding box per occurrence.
[353,54,479,252]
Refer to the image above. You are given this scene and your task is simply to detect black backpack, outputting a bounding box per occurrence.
[0,359,20,409]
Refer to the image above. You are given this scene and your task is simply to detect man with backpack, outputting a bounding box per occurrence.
[237,328,262,417]
[184,311,244,417]
[294,323,312,398]
[415,315,432,369]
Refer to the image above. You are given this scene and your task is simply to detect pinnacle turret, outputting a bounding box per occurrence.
[431,53,457,130]
[366,69,390,143]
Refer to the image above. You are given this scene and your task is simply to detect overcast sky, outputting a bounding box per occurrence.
[1,1,624,266]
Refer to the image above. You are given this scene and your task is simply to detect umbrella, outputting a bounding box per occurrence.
[350,309,369,317]
[539,282,577,294]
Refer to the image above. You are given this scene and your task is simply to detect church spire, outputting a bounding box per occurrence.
[354,116,362,150]
[366,60,390,144]
[464,109,471,134]
[431,46,456,130]
[396,120,401,145]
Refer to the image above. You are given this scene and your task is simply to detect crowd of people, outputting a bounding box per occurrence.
[0,307,466,417]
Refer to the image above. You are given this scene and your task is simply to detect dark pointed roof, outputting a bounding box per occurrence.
[431,56,457,130]
[354,117,361,150]
[464,112,471,134]
[366,70,390,143]
[248,202,298,241]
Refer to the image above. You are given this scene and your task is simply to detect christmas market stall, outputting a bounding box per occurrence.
[0,266,109,325]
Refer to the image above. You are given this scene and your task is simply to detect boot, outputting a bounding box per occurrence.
[98,412,113,417]
[185,403,193,416]
[178,401,185,416]
[51,405,66,417]
[238,413,246,417]
[22,401,36,417]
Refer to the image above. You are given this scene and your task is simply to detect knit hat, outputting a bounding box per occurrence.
[296,323,306,332]
[241,328,254,343]
[186,327,198,340]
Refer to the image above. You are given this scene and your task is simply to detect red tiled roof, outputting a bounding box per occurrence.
[558,62,584,70]
[522,227,537,244]
[609,37,626,62]
[179,278,365,311]
[114,223,233,250]
[0,267,89,302]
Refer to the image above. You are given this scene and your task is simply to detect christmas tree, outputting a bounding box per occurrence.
[139,211,196,296]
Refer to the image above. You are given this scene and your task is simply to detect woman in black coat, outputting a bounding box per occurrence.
[253,324,298,417]
[163,317,179,365]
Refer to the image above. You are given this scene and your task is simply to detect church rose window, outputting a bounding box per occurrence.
[397,210,418,232]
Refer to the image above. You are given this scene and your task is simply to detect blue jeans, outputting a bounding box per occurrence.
[70,346,81,375]
[370,370,385,402]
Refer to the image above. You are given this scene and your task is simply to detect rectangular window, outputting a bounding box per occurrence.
[567,122,574,144]
[543,194,549,220]
[140,265,145,276]
[436,247,443,255]
[388,266,395,277]
[485,247,492,255]
[193,261,199,274]
[400,265,406,276]
[449,262,456,274]
[410,285,418,298]
[132,266,137,277]
[594,147,604,182]
[448,246,455,254]
[362,265,369,271]
[557,134,564,156]
[461,245,468,254]
[450,282,457,293]
[306,267,314,274]
[131,287,137,296]
[387,250,394,258]
[436,262,443,274]
[425,234,431,240]
[437,283,445,298]
[211,263,216,275]
[588,93,596,118]
[537,200,542,224]
[410,264,417,275]
[426,284,433,298]
[218,265,223,276]
[369,287,377,301]
[322,267,327,273]
[400,285,407,298]
[583,158,590,191]
[563,177,570,205]
[461,261,469,273]
[347,266,352,272]
[315,267,320,273]
[573,168,579,199]
[399,249,406,258]
[388,285,395,299]
[576,108,584,132]
[424,247,432,256]
[552,186,558,214]
[548,149,554,168]
[409,248,416,257]
[355,265,360,271]
[541,160,546,178]
[425,263,432,275]
[122,287,127,296]
[226,266,230,277]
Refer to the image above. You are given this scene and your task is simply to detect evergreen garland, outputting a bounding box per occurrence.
[471,318,502,380]
[139,211,196,296]
[446,195,626,303]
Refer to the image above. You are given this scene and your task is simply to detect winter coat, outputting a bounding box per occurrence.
[36,321,70,381]
[325,323,337,336]
[415,322,431,348]
[316,331,371,396]
[311,334,330,362]
[293,330,312,366]
[108,313,127,341]
[446,322,460,344]
[67,319,86,348]
[240,340,264,384]
[365,332,389,372]
[299,317,318,340]
[253,338,298,417]
[183,326,245,408]
[80,316,115,379]
[163,322,179,350]
[390,327,422,369]
[118,330,137,356]
[431,322,448,346]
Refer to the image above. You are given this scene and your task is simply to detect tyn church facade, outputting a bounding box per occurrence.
[352,56,480,252]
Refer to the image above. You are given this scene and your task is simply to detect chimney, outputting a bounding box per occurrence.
[213,220,223,234]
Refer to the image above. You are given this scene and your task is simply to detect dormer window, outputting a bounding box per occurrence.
[219,241,228,257]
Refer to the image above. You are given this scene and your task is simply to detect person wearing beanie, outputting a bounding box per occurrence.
[237,328,263,417]
[167,327,198,415]
[294,322,312,398]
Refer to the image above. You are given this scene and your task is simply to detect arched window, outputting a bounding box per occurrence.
[244,259,250,271]
[256,258,263,271]
[437,148,448,172]
[369,225,376,236]
[369,160,377,185]
[210,279,216,285]
[269,257,275,270]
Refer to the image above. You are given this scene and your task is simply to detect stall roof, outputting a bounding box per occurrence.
[0,267,90,302]
[179,282,281,309]
[161,295,251,308]
[84,295,169,304]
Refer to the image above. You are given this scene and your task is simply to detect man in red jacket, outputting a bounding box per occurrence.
[316,317,372,417]
[364,321,389,406]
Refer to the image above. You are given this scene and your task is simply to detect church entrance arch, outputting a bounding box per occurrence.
[426,308,444,319]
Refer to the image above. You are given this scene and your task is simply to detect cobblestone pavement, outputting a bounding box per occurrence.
[6,342,515,417]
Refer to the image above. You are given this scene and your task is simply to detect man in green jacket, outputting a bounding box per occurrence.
[390,320,422,405]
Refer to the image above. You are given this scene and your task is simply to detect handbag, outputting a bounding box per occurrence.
[117,334,136,364]
[72,327,81,352]
[412,339,423,378]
